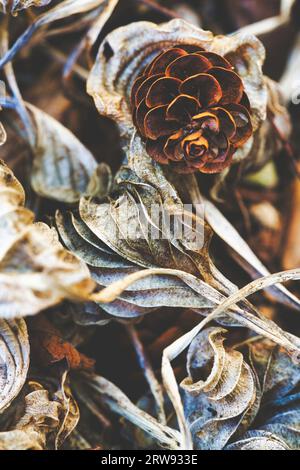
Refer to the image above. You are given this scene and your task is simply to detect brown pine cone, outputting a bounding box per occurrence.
[131,45,253,174]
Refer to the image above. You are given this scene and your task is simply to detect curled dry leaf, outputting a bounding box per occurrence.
[0,318,29,414]
[55,152,300,367]
[0,160,95,318]
[182,327,257,450]
[0,384,60,450]
[26,103,97,203]
[53,370,80,450]
[0,376,79,450]
[56,160,235,321]
[181,328,300,450]
[160,267,300,450]
[57,207,300,367]
[55,152,298,365]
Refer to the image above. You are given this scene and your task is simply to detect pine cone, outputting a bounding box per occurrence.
[131,45,253,174]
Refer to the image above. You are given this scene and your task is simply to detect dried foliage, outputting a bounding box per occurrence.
[27,103,97,203]
[0,375,79,449]
[0,160,94,318]
[0,0,299,452]
[182,327,300,450]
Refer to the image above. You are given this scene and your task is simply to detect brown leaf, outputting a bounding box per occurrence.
[28,316,95,371]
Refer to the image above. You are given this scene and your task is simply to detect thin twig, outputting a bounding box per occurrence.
[126,325,166,425]
[234,188,252,235]
[137,0,179,19]
[41,43,89,80]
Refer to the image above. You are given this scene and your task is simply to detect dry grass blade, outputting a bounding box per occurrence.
[78,373,181,449]
[204,198,300,311]
[127,325,166,424]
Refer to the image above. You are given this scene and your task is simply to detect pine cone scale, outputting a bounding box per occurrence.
[145,77,181,108]
[180,73,222,108]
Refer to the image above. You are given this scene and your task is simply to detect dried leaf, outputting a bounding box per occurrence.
[181,328,257,450]
[181,329,300,449]
[160,268,300,450]
[54,371,80,449]
[0,383,60,450]
[26,103,97,203]
[78,155,235,295]
[0,160,95,318]
[0,318,29,414]
[0,376,79,450]
[242,76,291,171]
